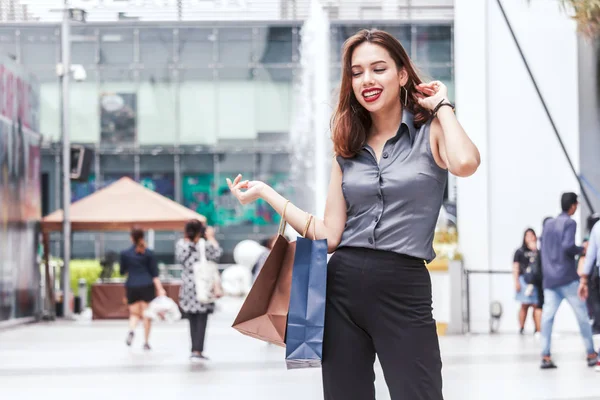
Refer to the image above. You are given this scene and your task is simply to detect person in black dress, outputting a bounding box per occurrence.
[120,228,166,350]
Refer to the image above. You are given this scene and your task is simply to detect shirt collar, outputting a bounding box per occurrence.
[401,109,417,143]
[362,109,417,149]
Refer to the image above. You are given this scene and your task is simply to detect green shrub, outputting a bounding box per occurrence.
[48,258,122,304]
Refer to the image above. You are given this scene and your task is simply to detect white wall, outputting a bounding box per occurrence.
[456,0,582,334]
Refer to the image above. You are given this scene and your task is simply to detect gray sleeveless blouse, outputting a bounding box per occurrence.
[335,110,447,262]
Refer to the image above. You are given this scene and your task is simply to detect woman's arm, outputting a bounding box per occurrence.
[147,251,166,296]
[431,108,481,177]
[205,241,223,263]
[119,252,127,276]
[512,262,521,292]
[415,81,480,177]
[204,226,223,262]
[227,160,347,253]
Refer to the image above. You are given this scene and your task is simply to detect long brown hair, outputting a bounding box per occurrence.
[131,228,146,253]
[331,29,431,158]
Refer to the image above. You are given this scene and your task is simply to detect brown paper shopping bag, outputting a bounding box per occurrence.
[232,201,296,347]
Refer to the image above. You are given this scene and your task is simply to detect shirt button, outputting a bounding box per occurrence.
[368,238,374,244]
[382,152,389,159]
[375,216,379,222]
[377,194,382,200]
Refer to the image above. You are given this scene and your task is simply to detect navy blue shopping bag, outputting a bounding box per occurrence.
[285,224,328,370]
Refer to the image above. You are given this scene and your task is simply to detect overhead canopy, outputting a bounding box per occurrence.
[42,177,206,232]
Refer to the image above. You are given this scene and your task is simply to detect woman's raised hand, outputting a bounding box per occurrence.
[226,174,266,205]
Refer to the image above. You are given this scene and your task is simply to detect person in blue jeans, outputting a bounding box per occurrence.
[581,214,600,370]
[539,192,598,369]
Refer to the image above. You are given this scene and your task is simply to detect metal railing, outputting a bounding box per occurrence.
[463,269,513,334]
[0,0,453,22]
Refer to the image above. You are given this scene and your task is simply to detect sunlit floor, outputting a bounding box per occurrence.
[0,297,599,400]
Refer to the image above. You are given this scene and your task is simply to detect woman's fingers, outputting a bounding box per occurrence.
[226,174,244,189]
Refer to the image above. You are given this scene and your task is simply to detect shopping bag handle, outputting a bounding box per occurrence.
[278,200,290,236]
[302,214,313,238]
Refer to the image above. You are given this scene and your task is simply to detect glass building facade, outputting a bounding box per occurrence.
[0,21,453,262]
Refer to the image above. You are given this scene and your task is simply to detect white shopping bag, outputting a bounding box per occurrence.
[144,295,182,323]
[192,239,222,304]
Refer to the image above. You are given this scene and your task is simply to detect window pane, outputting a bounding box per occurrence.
[70,70,99,144]
[253,67,293,142]
[182,171,216,226]
[99,68,137,148]
[38,78,60,143]
[140,28,174,68]
[179,68,216,145]
[99,155,135,178]
[180,153,215,224]
[216,68,255,141]
[0,28,17,60]
[214,153,255,227]
[31,68,61,143]
[99,28,134,66]
[292,26,301,63]
[255,153,292,227]
[71,26,98,67]
[139,154,175,199]
[421,65,454,102]
[180,154,214,174]
[138,69,176,145]
[20,27,59,66]
[330,24,374,63]
[415,25,452,65]
[177,28,215,68]
[217,27,253,67]
[255,26,293,65]
[376,25,411,56]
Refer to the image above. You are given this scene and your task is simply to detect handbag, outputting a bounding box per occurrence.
[232,201,296,347]
[285,215,328,369]
[192,239,221,304]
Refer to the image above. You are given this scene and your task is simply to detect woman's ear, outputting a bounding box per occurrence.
[398,68,408,86]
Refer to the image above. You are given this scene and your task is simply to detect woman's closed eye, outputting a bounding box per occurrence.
[352,68,386,77]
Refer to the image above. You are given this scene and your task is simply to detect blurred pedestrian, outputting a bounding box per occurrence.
[539,192,597,369]
[513,228,541,335]
[120,227,166,350]
[176,220,224,362]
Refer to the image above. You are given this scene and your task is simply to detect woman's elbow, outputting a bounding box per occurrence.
[327,239,340,254]
[450,155,480,178]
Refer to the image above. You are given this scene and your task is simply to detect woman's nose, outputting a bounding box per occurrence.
[362,71,375,85]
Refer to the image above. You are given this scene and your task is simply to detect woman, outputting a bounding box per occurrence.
[120,228,166,350]
[175,220,223,362]
[227,29,479,399]
[513,228,541,335]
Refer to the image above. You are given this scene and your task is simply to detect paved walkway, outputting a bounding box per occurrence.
[0,297,599,400]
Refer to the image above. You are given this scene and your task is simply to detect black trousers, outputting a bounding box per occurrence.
[188,312,208,353]
[322,247,443,400]
[588,279,600,333]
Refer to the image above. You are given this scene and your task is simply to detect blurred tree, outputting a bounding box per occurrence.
[554,0,600,38]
